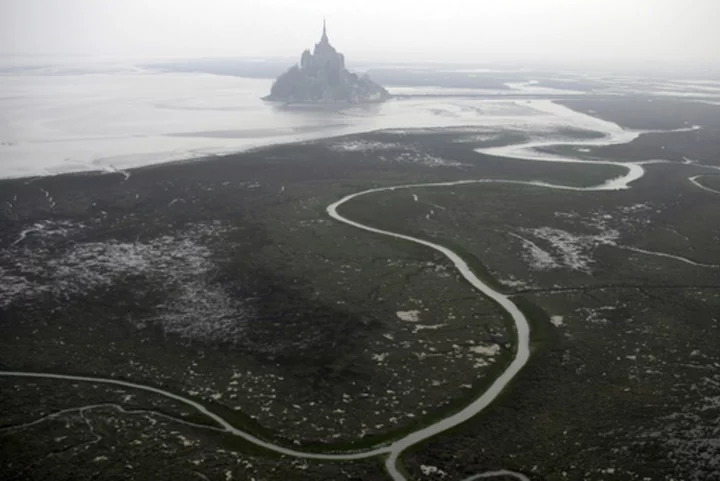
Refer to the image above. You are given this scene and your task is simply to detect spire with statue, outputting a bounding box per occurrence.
[264,19,390,104]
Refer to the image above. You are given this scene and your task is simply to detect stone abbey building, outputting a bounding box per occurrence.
[264,20,390,104]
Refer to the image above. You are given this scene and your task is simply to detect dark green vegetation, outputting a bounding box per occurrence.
[2,97,720,480]
[558,97,720,130]
[699,174,720,191]
[0,122,618,480]
[336,152,720,480]
[373,123,719,480]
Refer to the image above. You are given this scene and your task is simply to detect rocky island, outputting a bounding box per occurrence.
[264,21,390,104]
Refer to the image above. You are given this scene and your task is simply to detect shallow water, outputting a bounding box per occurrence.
[0,71,610,179]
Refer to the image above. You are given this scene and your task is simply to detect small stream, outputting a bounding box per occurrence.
[1,100,715,481]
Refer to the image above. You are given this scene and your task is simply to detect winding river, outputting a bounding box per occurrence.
[1,100,717,481]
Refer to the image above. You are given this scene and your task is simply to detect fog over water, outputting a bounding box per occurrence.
[2,0,720,178]
[2,69,720,178]
[0,73,574,178]
[2,0,719,67]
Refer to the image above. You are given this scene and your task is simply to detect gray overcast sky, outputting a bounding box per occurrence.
[2,0,719,67]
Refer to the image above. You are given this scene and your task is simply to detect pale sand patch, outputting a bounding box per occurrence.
[396,310,421,322]
[469,344,501,356]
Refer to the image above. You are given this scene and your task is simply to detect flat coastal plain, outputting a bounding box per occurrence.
[2,94,720,481]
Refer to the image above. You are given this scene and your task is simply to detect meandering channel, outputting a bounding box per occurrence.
[689,175,720,195]
[1,100,714,481]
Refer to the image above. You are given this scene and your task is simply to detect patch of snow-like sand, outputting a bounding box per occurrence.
[396,310,421,322]
[578,306,618,325]
[372,353,389,363]
[329,140,465,168]
[509,233,560,271]
[517,225,620,273]
[469,344,501,356]
[1,222,250,342]
[498,276,532,289]
[420,465,448,477]
[412,324,447,332]
[468,343,501,368]
[394,152,464,168]
[328,140,404,152]
[452,133,502,144]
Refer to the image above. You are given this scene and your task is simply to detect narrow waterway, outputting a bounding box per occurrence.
[689,175,720,195]
[1,100,712,481]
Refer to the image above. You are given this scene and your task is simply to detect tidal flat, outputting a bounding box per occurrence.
[2,95,720,480]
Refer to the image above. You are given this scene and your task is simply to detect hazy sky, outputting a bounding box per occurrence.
[2,0,719,67]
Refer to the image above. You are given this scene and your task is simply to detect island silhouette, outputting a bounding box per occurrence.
[264,19,390,104]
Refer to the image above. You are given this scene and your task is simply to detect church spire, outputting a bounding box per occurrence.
[321,17,328,43]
